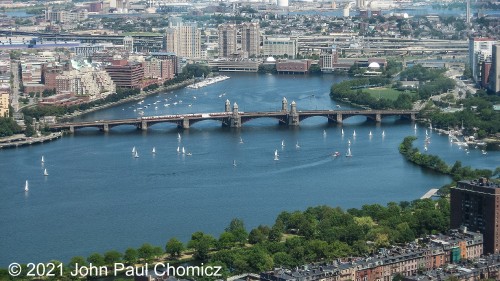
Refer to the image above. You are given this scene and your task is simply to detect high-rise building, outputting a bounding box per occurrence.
[241,22,260,58]
[469,38,496,84]
[356,0,365,9]
[165,20,201,59]
[218,24,237,58]
[450,178,500,254]
[489,44,500,94]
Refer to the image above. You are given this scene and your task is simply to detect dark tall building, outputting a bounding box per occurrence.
[104,60,143,89]
[450,178,500,254]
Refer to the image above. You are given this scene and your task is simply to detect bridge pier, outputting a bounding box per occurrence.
[69,125,74,134]
[230,116,241,128]
[102,124,109,132]
[376,114,382,123]
[141,121,148,131]
[182,118,190,129]
[410,113,416,121]
[336,113,343,124]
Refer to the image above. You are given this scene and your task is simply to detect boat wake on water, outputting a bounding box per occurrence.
[264,155,338,175]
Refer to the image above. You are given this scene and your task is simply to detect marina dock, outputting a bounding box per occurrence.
[421,188,439,199]
[187,75,230,89]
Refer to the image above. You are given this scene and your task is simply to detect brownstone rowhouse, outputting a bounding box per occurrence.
[450,178,500,254]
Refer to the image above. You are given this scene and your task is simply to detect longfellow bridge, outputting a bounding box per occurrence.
[50,99,418,133]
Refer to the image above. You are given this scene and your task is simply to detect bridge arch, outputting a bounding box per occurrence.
[240,115,287,125]
[189,118,227,127]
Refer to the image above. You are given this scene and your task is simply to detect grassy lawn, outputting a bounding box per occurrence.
[363,87,413,101]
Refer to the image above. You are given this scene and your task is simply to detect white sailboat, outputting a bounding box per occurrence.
[369,131,372,137]
[425,129,428,136]
[345,147,352,157]
[482,150,488,155]
[281,140,285,147]
[182,147,185,154]
[239,137,244,144]
[424,146,428,152]
[43,169,48,176]
[41,155,45,163]
[429,123,433,130]
[274,149,279,161]
[177,146,180,153]
[323,130,327,137]
[382,130,385,137]
[348,139,351,145]
[24,180,29,192]
[132,146,136,154]
[134,150,139,158]
[233,160,237,167]
[152,147,156,154]
[414,124,417,130]
[353,130,356,137]
[296,141,300,149]
[177,133,181,141]
[341,129,344,136]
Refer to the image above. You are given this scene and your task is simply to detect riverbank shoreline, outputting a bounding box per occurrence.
[0,132,63,149]
[58,78,195,122]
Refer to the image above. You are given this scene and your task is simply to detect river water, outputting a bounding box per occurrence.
[0,73,497,266]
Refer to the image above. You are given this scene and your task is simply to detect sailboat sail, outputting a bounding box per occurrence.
[346,147,352,157]
[24,180,29,192]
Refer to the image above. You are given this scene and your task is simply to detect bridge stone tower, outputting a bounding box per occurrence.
[288,101,299,126]
[230,102,241,128]
[281,97,288,112]
[225,99,231,112]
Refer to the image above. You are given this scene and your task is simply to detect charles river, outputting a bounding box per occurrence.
[0,73,497,266]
